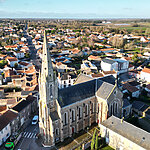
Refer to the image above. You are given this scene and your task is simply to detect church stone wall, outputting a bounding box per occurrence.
[60,96,96,140]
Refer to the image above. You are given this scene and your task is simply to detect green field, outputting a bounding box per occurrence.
[118,26,148,31]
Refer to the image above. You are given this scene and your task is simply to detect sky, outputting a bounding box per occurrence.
[0,0,150,18]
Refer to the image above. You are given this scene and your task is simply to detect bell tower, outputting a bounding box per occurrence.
[39,30,58,146]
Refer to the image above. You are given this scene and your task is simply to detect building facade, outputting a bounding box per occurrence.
[39,31,123,147]
[100,116,150,150]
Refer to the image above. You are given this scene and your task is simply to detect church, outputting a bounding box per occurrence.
[39,31,123,147]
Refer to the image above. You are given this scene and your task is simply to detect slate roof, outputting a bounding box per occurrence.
[21,90,37,96]
[101,116,150,150]
[128,81,140,87]
[75,74,116,85]
[74,74,93,84]
[58,79,96,107]
[50,111,60,121]
[96,82,114,100]
[100,75,116,85]
[58,75,116,107]
[0,109,18,131]
[139,104,149,112]
[12,95,35,112]
[132,101,146,110]
[102,58,116,64]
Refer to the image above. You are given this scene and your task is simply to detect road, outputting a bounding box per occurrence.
[24,29,41,70]
[15,30,43,150]
[15,124,40,150]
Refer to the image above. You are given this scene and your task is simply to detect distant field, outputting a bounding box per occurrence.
[118,26,148,31]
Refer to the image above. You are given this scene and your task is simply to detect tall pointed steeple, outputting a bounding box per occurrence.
[41,30,54,82]
[39,30,58,146]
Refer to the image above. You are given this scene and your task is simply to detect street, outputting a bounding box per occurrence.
[15,124,39,150]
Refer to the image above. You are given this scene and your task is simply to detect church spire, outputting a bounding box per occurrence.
[41,30,53,81]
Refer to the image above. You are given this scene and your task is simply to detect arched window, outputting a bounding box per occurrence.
[55,128,59,135]
[44,107,47,127]
[64,112,68,125]
[79,107,82,119]
[113,103,115,115]
[115,103,118,114]
[98,103,99,113]
[50,84,52,96]
[91,103,94,114]
[111,105,113,116]
[85,104,88,116]
[72,109,75,122]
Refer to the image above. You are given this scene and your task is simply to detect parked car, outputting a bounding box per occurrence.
[32,115,38,125]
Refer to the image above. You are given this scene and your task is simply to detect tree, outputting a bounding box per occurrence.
[102,39,107,44]
[95,134,99,150]
[91,129,96,150]
[25,53,30,58]
[91,139,95,150]
[14,63,18,68]
[109,37,125,48]
[124,42,135,50]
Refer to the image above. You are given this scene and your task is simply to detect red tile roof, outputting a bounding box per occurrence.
[0,109,18,130]
[123,83,139,93]
[142,68,150,74]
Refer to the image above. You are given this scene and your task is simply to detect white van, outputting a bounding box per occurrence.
[32,115,38,125]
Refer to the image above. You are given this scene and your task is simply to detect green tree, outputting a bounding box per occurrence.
[95,134,99,150]
[14,63,18,68]
[91,140,95,150]
[25,53,30,58]
[91,129,96,150]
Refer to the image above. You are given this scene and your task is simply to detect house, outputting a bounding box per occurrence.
[81,60,97,74]
[100,116,150,150]
[140,37,149,43]
[4,45,18,51]
[6,57,18,67]
[11,75,26,88]
[56,62,68,73]
[88,55,101,61]
[132,101,150,117]
[101,58,129,75]
[13,51,25,59]
[18,61,31,69]
[11,95,37,130]
[4,69,15,82]
[57,73,77,89]
[113,59,129,74]
[21,37,27,42]
[0,110,18,146]
[140,68,150,83]
[123,83,140,98]
[101,59,118,72]
[145,84,150,93]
